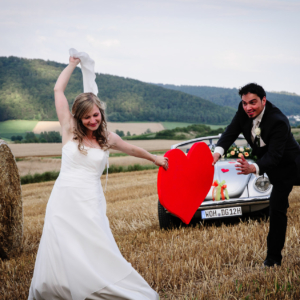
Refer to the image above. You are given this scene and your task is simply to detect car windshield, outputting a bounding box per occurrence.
[175,137,249,154]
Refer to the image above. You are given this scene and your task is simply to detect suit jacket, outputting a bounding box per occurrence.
[217,100,300,184]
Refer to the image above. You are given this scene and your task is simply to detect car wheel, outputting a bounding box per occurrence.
[249,205,270,219]
[158,200,181,229]
[261,205,270,218]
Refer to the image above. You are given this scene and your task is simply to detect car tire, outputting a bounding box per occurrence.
[158,200,181,229]
[250,205,270,219]
[261,205,270,218]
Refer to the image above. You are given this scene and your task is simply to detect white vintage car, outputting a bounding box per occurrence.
[158,135,272,229]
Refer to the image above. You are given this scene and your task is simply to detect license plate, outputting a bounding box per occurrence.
[201,207,242,219]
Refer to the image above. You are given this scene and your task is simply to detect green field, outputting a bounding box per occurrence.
[0,120,39,139]
[161,122,227,130]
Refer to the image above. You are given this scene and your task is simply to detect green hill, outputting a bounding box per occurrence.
[0,56,235,124]
[157,84,300,116]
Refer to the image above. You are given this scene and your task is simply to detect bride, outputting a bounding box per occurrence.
[28,55,168,300]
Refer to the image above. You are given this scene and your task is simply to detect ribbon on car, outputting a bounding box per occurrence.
[212,180,229,201]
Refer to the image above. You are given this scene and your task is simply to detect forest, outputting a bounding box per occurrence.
[11,131,62,143]
[157,84,300,116]
[0,56,235,124]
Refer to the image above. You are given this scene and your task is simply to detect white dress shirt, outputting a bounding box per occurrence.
[214,107,266,177]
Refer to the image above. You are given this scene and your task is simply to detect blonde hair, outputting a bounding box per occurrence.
[71,93,109,154]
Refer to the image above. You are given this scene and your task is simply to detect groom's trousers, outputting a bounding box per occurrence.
[267,166,297,263]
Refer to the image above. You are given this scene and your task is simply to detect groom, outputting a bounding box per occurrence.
[213,83,300,267]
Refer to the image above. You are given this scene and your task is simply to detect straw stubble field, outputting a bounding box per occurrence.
[9,140,183,158]
[1,170,300,299]
[16,156,153,176]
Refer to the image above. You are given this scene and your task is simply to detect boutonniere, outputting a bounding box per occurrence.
[255,127,261,147]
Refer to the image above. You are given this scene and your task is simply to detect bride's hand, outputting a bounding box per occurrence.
[69,56,80,66]
[155,156,169,170]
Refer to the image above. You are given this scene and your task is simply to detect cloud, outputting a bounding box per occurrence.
[37,36,46,43]
[101,39,120,47]
[55,30,77,38]
[86,35,120,48]
[253,54,300,65]
[212,52,259,72]
[227,0,300,11]
[173,0,300,11]
[0,0,299,94]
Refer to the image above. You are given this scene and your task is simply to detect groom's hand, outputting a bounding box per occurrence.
[236,155,256,175]
[212,153,221,166]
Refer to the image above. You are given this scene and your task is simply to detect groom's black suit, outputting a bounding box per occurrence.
[217,100,300,262]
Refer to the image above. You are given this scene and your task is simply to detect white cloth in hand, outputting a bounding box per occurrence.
[69,48,98,96]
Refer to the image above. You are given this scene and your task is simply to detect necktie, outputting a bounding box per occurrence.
[251,120,260,143]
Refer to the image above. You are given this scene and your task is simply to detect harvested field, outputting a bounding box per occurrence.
[9,143,63,157]
[9,140,183,158]
[32,121,165,135]
[32,121,61,133]
[16,156,155,176]
[292,128,300,140]
[16,157,62,176]
[1,170,300,299]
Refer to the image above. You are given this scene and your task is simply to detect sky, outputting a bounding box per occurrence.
[1,0,300,94]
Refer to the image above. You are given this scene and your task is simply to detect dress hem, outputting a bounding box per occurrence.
[85,269,133,300]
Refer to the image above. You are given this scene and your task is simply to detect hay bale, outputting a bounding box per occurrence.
[0,140,23,259]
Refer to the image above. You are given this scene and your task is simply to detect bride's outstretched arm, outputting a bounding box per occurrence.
[54,57,80,138]
[108,132,169,169]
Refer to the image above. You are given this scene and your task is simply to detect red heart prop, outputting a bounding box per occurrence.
[221,169,229,173]
[157,142,214,224]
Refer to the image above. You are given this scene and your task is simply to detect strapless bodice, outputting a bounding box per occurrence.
[58,140,108,187]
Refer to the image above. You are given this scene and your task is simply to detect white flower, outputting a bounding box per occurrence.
[239,147,244,152]
[255,127,261,136]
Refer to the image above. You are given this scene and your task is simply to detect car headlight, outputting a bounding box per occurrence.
[254,176,271,192]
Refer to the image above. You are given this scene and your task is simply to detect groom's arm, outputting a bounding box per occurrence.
[213,110,242,163]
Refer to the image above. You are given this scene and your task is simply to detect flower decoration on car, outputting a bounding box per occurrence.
[214,145,257,161]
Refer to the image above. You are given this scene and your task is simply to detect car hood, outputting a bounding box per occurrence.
[205,159,253,200]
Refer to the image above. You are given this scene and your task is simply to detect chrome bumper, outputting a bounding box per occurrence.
[165,196,270,213]
[199,196,270,210]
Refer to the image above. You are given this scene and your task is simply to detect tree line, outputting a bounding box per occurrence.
[0,56,235,124]
[11,131,62,143]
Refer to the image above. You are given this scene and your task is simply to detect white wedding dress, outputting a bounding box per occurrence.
[28,140,159,300]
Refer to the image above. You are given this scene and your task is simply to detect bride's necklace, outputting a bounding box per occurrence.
[84,135,96,149]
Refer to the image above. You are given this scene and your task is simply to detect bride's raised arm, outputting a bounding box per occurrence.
[54,57,80,144]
